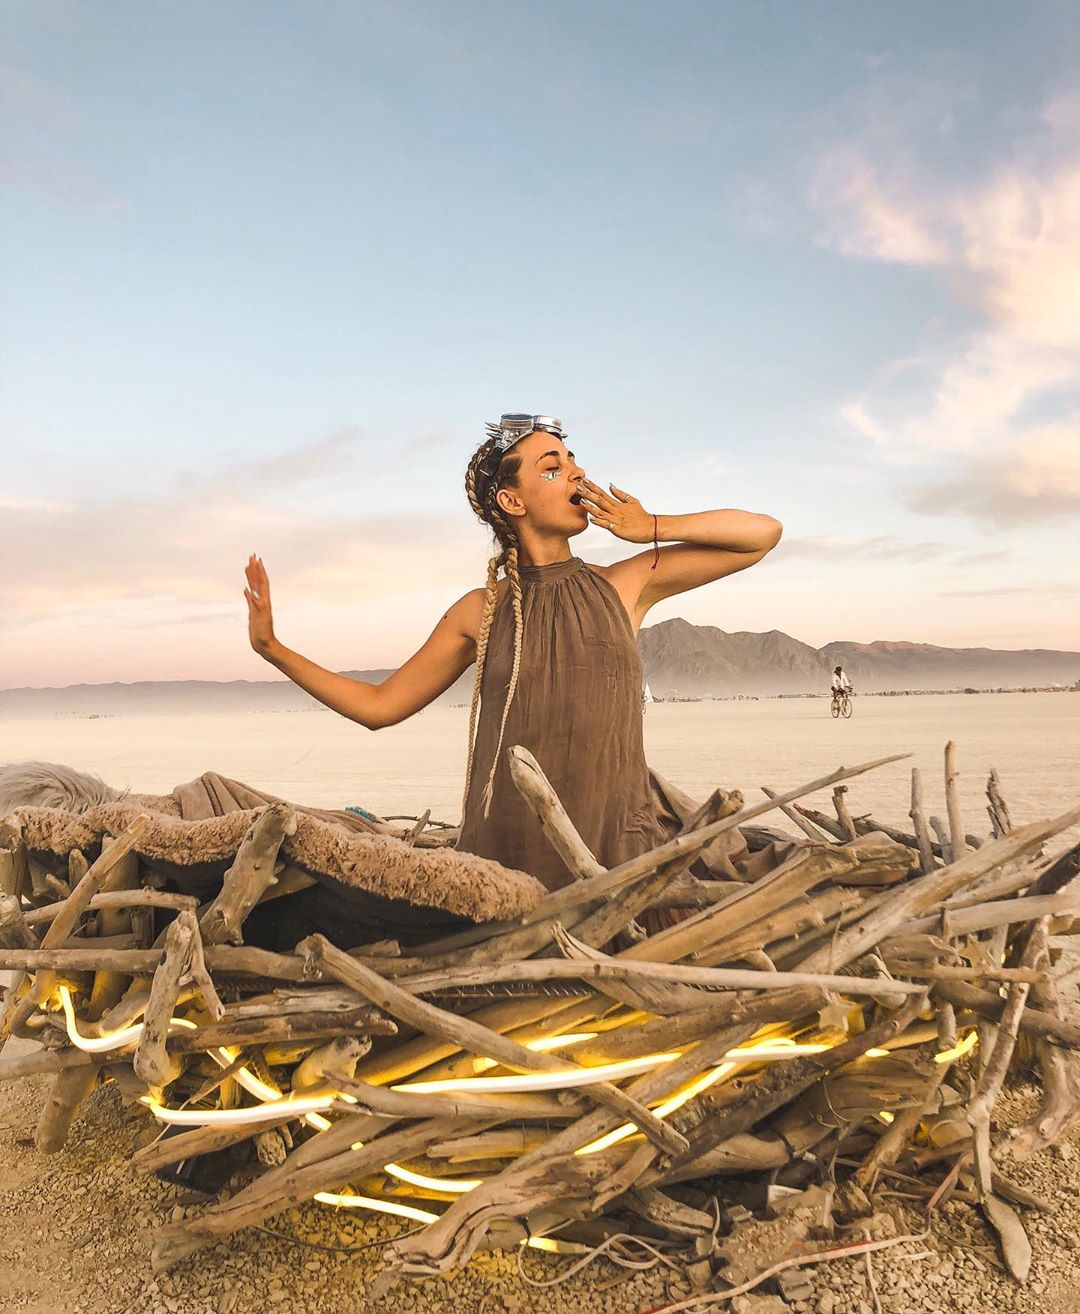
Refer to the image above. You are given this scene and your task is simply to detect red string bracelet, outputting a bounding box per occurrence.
[651,513,659,570]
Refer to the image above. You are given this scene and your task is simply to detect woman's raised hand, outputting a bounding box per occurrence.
[244,553,277,656]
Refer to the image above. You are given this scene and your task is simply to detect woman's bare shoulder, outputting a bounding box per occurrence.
[582,559,644,635]
[452,580,508,642]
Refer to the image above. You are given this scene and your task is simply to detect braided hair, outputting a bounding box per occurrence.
[462,430,527,821]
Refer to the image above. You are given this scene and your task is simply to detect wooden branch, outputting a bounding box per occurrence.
[832,785,858,842]
[944,741,968,866]
[0,893,37,950]
[23,889,198,926]
[133,914,194,1089]
[36,1064,99,1154]
[199,803,297,946]
[762,786,834,843]
[507,745,604,881]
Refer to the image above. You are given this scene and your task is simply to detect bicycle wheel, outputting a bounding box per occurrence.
[831,697,841,718]
[842,694,854,718]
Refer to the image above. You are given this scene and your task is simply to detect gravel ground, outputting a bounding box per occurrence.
[1,1056,1078,1314]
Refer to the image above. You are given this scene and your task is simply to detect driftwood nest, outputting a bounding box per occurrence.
[2,742,1080,1302]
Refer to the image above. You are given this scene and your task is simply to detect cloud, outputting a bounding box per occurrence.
[812,96,1080,526]
[938,582,1080,598]
[774,534,955,564]
[903,411,1080,526]
[0,427,489,626]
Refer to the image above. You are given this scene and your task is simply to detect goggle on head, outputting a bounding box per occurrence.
[478,413,569,490]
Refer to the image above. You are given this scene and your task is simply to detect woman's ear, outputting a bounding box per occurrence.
[496,487,526,519]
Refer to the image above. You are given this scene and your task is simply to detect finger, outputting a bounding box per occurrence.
[608,483,634,502]
[582,483,614,508]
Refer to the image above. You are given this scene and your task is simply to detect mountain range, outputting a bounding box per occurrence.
[2,621,1078,716]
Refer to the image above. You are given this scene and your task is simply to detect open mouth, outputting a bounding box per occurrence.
[569,492,583,506]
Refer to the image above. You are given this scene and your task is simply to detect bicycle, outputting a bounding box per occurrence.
[830,688,854,718]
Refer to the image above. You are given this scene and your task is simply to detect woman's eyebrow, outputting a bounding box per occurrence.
[533,449,575,464]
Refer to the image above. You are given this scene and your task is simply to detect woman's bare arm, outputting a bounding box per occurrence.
[574,485,782,626]
[245,554,483,730]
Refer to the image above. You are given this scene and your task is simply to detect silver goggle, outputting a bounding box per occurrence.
[479,413,568,482]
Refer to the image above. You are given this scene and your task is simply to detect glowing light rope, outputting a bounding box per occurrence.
[471,1032,598,1073]
[312,1190,580,1252]
[390,1051,681,1095]
[58,984,981,1222]
[934,1030,978,1064]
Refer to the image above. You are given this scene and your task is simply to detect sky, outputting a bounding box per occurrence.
[2,0,1079,688]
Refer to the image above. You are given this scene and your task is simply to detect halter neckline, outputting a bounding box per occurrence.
[517,555,586,582]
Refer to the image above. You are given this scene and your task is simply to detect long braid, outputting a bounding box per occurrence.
[478,540,523,818]
[461,436,526,822]
[459,547,500,820]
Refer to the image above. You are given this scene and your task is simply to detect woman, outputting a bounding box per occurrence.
[244,413,782,897]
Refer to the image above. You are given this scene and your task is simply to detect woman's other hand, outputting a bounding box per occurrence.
[244,554,277,656]
[577,479,654,543]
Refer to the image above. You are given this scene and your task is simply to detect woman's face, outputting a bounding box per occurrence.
[498,430,589,534]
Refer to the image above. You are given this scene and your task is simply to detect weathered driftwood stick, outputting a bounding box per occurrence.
[303,934,689,1156]
[761,786,833,843]
[507,746,604,882]
[166,1006,396,1053]
[793,803,849,843]
[661,991,930,1173]
[908,767,937,875]
[133,1115,301,1172]
[23,889,199,927]
[0,834,20,896]
[87,834,143,1021]
[987,767,1013,839]
[898,891,1080,938]
[36,1064,99,1154]
[832,785,858,842]
[968,932,1037,1134]
[0,892,37,950]
[396,956,922,999]
[0,1044,108,1083]
[331,1075,575,1122]
[133,914,195,1089]
[944,741,968,866]
[177,908,224,1021]
[934,980,1080,1048]
[199,803,298,946]
[693,887,862,970]
[929,815,952,865]
[568,985,826,1064]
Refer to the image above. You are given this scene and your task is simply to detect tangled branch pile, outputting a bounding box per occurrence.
[1,742,1079,1301]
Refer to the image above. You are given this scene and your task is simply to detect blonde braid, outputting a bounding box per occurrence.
[478,541,523,818]
[461,436,527,822]
[459,548,500,820]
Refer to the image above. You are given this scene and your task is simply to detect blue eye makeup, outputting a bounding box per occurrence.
[539,469,561,482]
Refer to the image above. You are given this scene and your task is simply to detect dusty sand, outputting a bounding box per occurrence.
[3,692,1078,839]
[2,691,1079,1311]
[1,1046,1079,1314]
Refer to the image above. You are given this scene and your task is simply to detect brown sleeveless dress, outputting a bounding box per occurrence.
[455,554,671,893]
